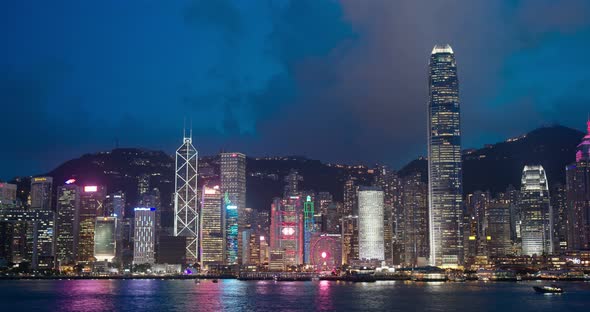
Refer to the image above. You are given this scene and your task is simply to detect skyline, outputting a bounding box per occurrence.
[2,1,590,179]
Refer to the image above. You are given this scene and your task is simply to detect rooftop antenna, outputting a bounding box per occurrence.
[189,117,193,139]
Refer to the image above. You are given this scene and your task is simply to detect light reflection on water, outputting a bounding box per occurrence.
[0,280,588,312]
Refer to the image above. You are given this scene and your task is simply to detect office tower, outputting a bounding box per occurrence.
[325,203,341,234]
[56,184,80,265]
[137,174,150,197]
[343,177,358,216]
[283,169,302,197]
[341,215,359,265]
[316,192,333,216]
[566,120,590,251]
[220,152,246,264]
[428,44,463,267]
[241,229,261,266]
[303,195,316,264]
[174,130,199,264]
[374,167,399,263]
[551,184,568,252]
[200,185,224,267]
[402,172,429,266]
[105,191,126,218]
[466,191,490,239]
[270,196,303,266]
[29,177,55,270]
[225,197,239,265]
[505,185,521,244]
[0,183,17,209]
[0,183,18,263]
[486,203,512,257]
[94,217,117,262]
[242,207,255,231]
[133,207,156,264]
[30,177,52,210]
[520,165,553,256]
[256,210,270,239]
[358,186,385,261]
[77,185,106,263]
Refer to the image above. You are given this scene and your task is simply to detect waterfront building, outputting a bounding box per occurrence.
[270,196,303,266]
[358,186,384,261]
[133,207,156,264]
[174,130,199,264]
[94,216,117,262]
[29,177,55,270]
[220,152,246,265]
[428,44,464,267]
[341,215,359,265]
[520,165,553,256]
[486,203,512,257]
[77,185,106,263]
[200,185,224,267]
[566,120,590,251]
[303,195,316,264]
[401,172,429,266]
[56,184,80,265]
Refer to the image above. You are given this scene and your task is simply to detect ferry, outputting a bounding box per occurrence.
[533,285,563,294]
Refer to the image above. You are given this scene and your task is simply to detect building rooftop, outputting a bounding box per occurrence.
[431,44,454,55]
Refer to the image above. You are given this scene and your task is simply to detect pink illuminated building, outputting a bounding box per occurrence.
[270,196,303,267]
[566,120,590,250]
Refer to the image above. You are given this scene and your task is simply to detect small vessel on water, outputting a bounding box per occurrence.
[533,285,563,294]
[212,279,219,283]
[194,278,200,284]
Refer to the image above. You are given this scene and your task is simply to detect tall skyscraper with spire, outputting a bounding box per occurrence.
[566,120,590,250]
[428,44,463,267]
[174,128,199,264]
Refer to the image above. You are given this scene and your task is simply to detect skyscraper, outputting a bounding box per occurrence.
[520,165,553,256]
[341,215,359,265]
[29,177,55,270]
[94,216,117,262]
[270,196,303,266]
[343,177,358,216]
[56,183,80,265]
[0,183,17,209]
[402,173,429,266]
[486,203,512,257]
[566,120,590,250]
[105,191,126,219]
[358,186,384,261]
[428,44,463,267]
[200,185,224,267]
[303,195,316,264]
[134,207,156,264]
[220,152,246,265]
[174,130,199,264]
[78,185,105,263]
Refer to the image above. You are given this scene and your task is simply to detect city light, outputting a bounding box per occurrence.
[65,178,76,184]
[84,185,97,192]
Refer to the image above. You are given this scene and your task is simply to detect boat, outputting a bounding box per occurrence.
[311,276,320,282]
[212,279,219,283]
[533,285,563,294]
[194,278,200,284]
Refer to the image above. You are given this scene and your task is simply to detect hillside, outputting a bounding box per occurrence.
[399,125,584,194]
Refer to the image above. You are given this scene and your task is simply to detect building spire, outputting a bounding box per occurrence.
[587,113,590,134]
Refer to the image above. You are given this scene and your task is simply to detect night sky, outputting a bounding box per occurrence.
[1,1,590,180]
